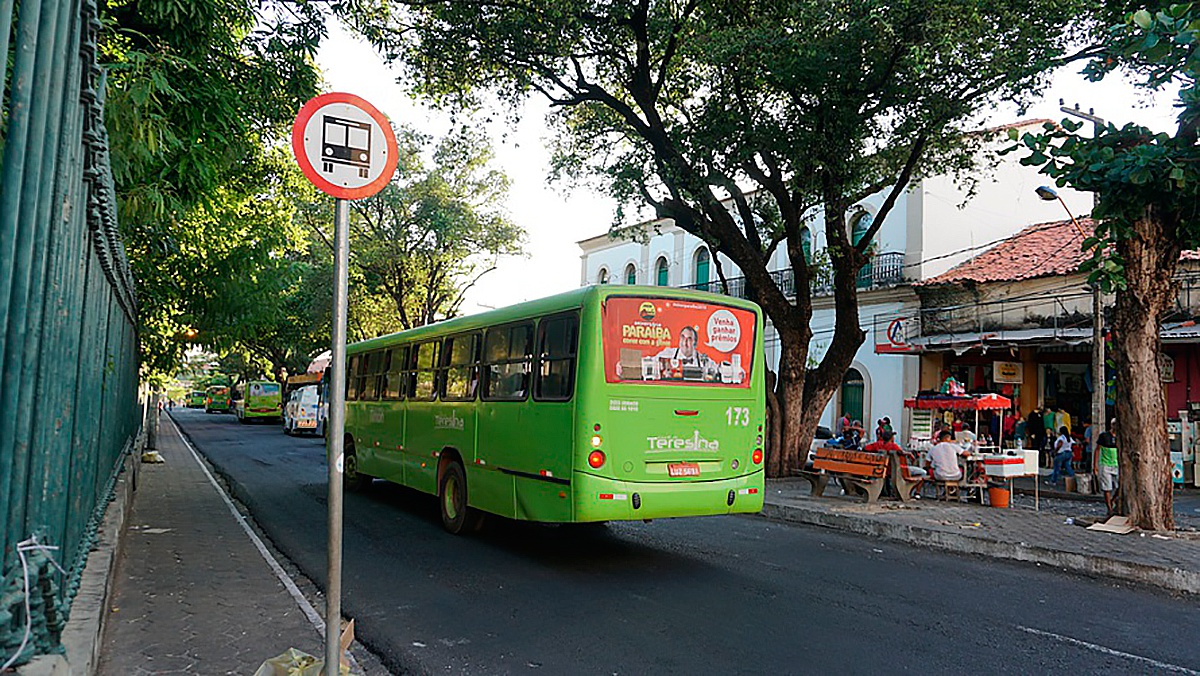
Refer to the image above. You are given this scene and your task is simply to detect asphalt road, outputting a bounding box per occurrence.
[170,407,1200,675]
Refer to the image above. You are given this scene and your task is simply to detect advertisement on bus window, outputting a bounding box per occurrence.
[603,297,755,387]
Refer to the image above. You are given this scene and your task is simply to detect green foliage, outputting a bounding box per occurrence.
[345,0,1099,455]
[339,125,525,337]
[1007,3,1200,292]
[100,0,326,374]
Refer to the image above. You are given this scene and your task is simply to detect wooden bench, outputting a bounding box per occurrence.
[812,447,888,504]
[888,453,925,503]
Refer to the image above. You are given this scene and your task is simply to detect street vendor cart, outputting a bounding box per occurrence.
[903,393,1040,508]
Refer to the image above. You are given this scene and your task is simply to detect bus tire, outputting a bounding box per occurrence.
[438,460,483,535]
[343,441,372,492]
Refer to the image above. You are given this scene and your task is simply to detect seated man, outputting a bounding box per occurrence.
[927,429,965,482]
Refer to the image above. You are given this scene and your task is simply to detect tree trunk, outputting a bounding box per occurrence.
[767,327,809,477]
[1112,212,1178,531]
[764,369,783,477]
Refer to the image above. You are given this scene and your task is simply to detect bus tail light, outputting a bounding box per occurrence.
[588,450,606,468]
[752,449,763,464]
[590,434,603,448]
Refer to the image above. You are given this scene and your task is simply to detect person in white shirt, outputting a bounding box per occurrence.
[928,430,965,481]
[1048,426,1076,485]
[957,422,977,451]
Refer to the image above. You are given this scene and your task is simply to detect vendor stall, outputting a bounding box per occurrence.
[903,393,1040,508]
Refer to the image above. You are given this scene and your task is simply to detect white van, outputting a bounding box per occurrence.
[283,385,323,436]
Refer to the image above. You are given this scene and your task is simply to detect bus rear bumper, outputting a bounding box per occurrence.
[571,470,765,522]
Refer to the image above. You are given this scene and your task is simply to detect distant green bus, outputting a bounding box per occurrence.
[186,390,206,408]
[205,385,231,413]
[234,380,282,423]
[342,286,765,534]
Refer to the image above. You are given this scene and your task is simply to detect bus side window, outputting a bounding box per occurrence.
[372,349,391,400]
[411,341,439,401]
[482,323,532,401]
[535,313,579,401]
[347,355,361,400]
[441,333,480,401]
[384,346,407,400]
[360,352,378,401]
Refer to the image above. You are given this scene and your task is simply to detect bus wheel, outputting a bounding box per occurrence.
[438,461,482,535]
[343,443,372,492]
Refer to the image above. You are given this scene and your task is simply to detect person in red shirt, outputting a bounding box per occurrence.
[865,430,927,497]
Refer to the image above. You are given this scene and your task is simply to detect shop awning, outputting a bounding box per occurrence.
[904,393,1012,410]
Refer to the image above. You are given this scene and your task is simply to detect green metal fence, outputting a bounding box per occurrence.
[1,0,141,665]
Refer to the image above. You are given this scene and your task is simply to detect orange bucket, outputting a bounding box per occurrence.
[987,486,1011,508]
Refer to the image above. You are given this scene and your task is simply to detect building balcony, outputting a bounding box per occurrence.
[679,251,907,299]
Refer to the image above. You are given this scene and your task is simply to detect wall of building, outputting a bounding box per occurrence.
[915,139,1092,281]
[917,273,1093,334]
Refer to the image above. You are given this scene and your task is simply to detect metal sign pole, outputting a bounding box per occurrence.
[292,92,397,675]
[326,197,350,676]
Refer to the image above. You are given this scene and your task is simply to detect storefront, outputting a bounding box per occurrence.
[912,338,1100,435]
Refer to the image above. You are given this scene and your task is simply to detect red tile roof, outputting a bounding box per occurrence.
[924,217,1095,285]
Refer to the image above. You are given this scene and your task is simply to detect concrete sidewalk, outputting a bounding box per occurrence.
[95,413,330,675]
[15,412,342,675]
[761,477,1200,595]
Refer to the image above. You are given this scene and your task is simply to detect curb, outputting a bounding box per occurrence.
[760,500,1200,596]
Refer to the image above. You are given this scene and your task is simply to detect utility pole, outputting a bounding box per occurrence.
[1060,100,1107,462]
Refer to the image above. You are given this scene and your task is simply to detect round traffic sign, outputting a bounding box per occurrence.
[291,92,399,200]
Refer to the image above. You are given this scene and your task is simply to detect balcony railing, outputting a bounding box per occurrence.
[680,251,906,299]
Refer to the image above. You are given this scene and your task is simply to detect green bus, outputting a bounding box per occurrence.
[204,385,231,413]
[342,286,765,534]
[186,390,206,408]
[234,380,283,423]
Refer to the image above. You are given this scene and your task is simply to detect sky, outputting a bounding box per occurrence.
[314,19,1181,316]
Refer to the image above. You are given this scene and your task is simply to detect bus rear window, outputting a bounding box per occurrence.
[251,383,280,396]
[602,297,755,387]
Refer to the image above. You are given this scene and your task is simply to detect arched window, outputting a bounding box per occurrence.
[849,211,874,288]
[655,257,669,286]
[850,211,873,246]
[694,247,710,290]
[840,368,865,430]
[597,267,609,285]
[800,228,812,264]
[625,263,637,285]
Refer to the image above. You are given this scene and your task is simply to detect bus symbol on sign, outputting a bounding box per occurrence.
[321,115,372,178]
[292,92,398,200]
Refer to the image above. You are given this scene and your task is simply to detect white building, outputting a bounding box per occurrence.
[577,120,1092,441]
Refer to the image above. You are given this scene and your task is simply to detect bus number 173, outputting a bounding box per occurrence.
[726,406,750,426]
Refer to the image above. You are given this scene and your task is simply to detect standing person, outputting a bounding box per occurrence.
[1026,407,1045,457]
[1055,406,1072,436]
[1047,426,1075,486]
[1096,420,1120,517]
[1042,407,1057,449]
[1081,417,1094,469]
[838,412,851,437]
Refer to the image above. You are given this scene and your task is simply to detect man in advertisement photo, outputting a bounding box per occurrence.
[655,325,718,381]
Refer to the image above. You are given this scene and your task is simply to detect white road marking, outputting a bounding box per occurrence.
[1017,625,1198,674]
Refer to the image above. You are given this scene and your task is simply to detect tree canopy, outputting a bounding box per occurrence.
[314,125,525,339]
[346,0,1099,473]
[100,0,325,374]
[1010,2,1198,531]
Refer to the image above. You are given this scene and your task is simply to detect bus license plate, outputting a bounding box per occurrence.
[298,419,316,428]
[668,462,701,477]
